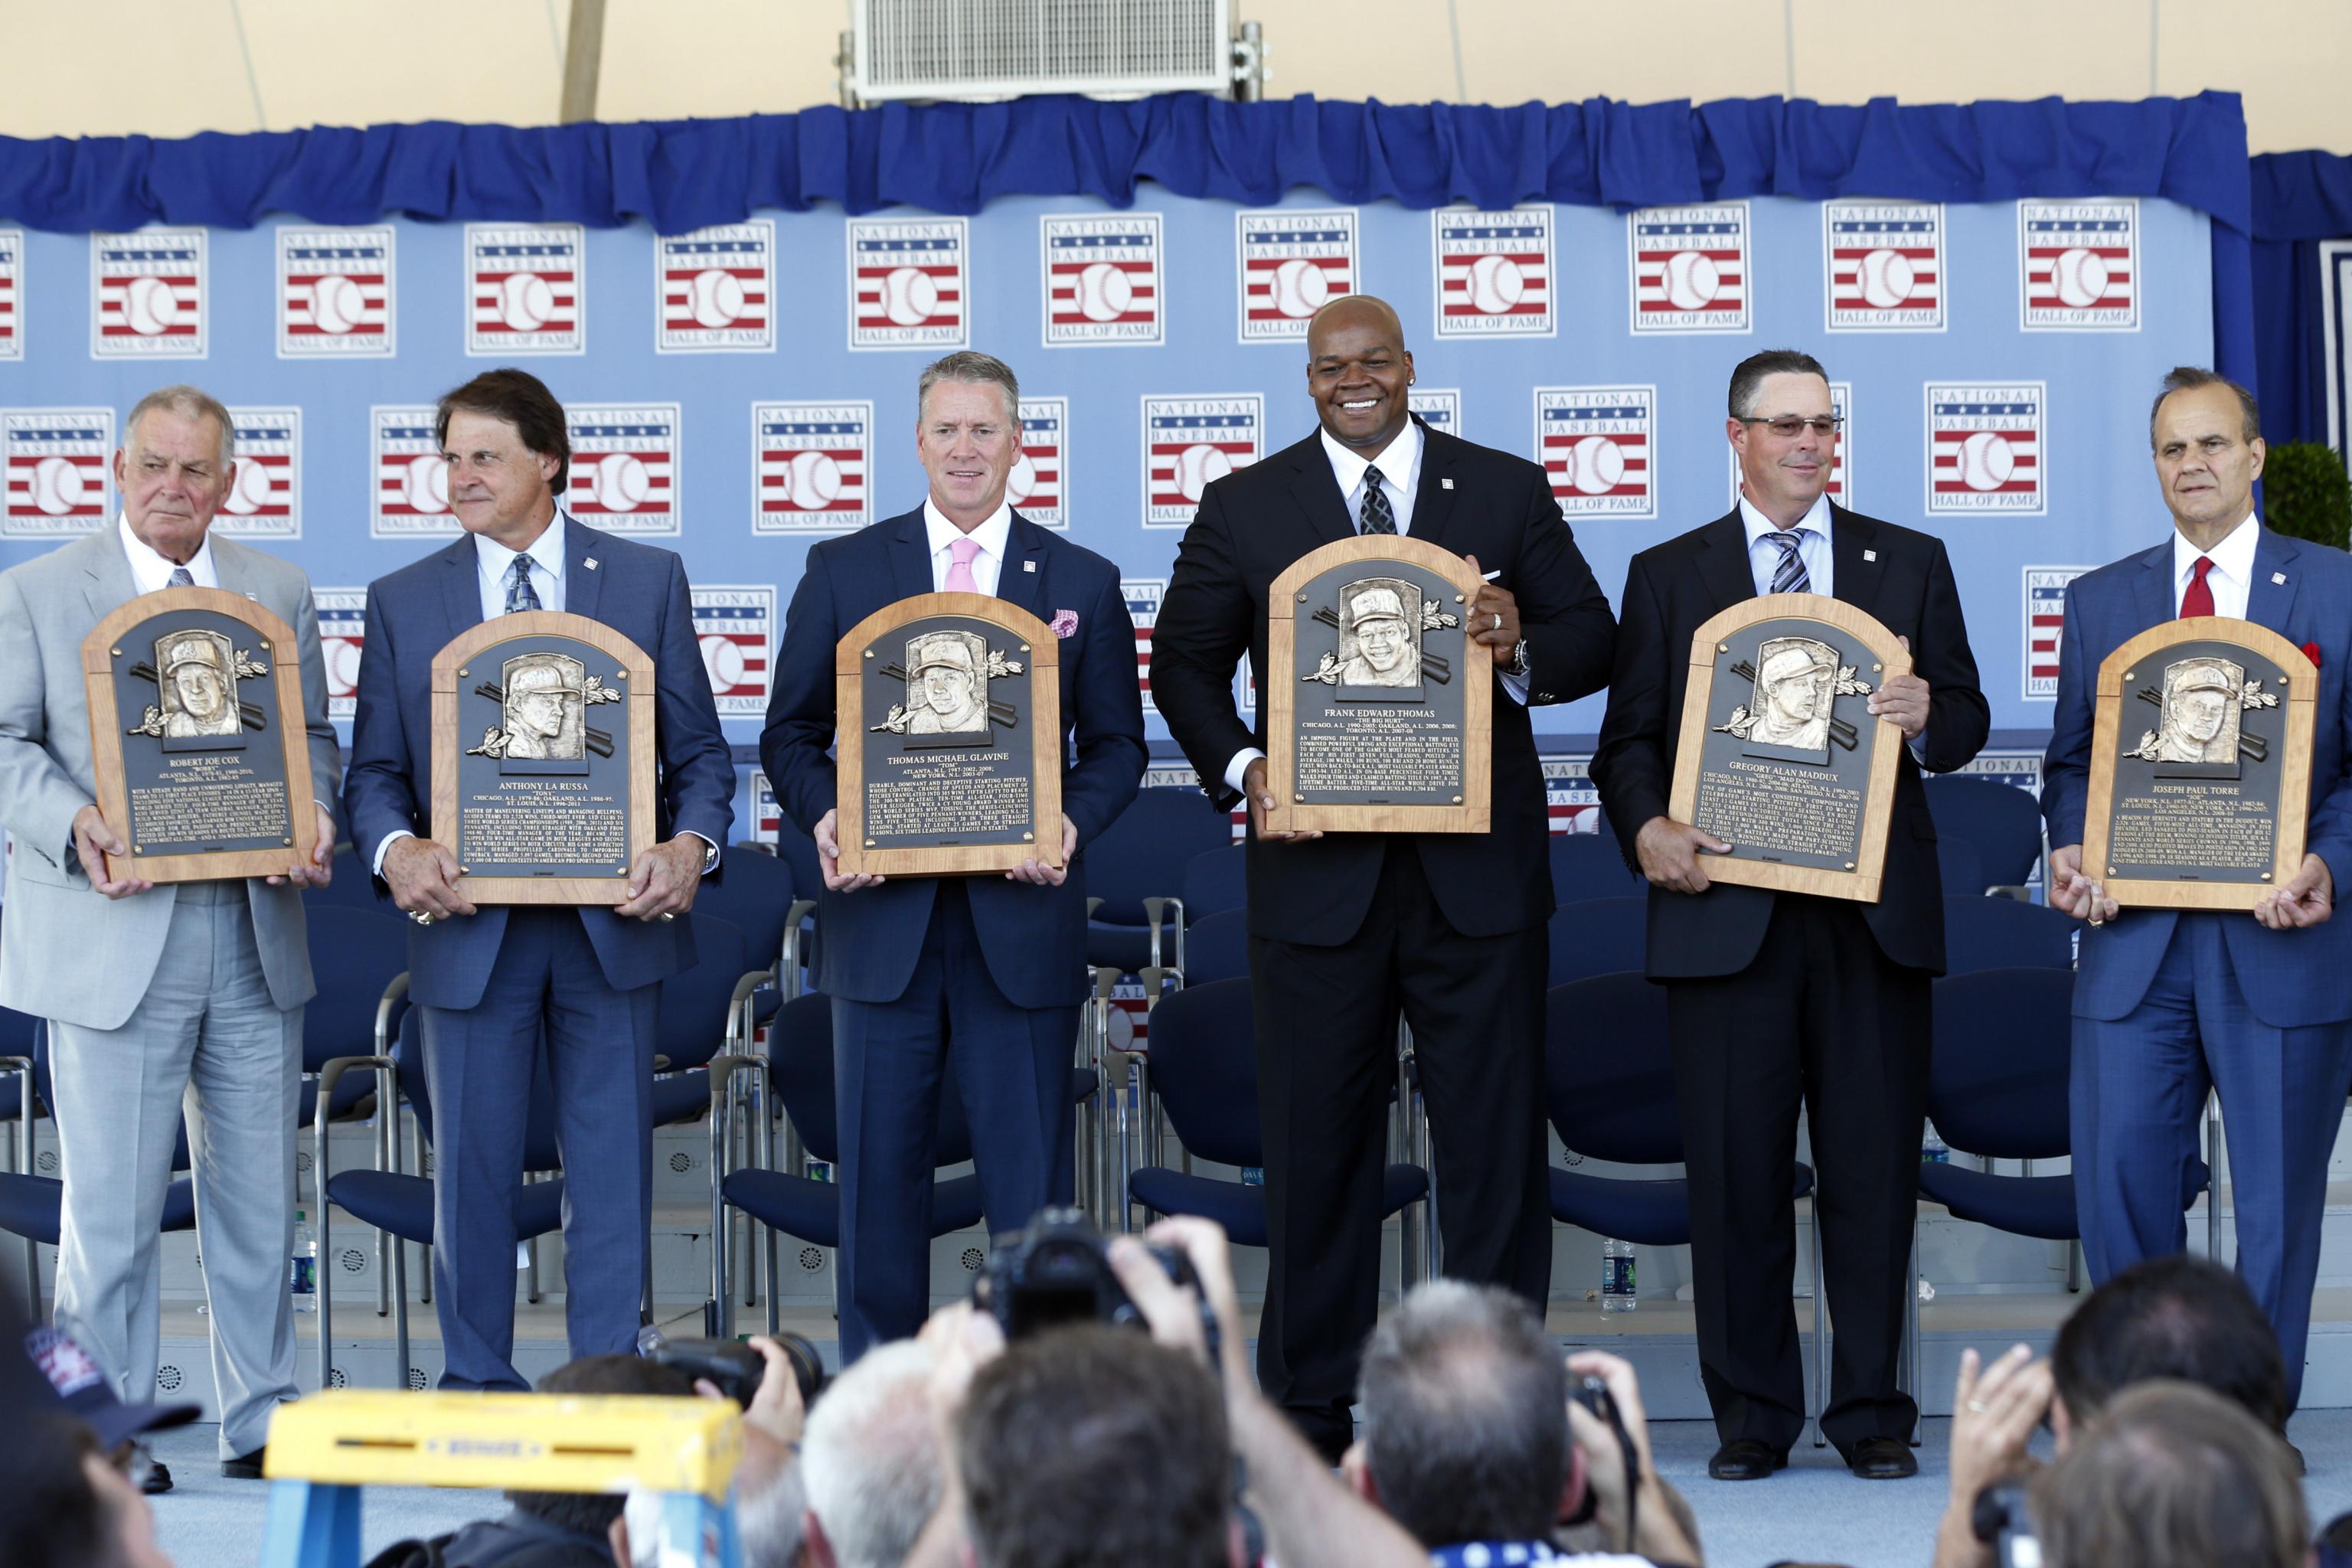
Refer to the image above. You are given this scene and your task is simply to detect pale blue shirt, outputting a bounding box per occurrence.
[472,512,568,618]
[1738,490,1834,599]
[116,511,220,591]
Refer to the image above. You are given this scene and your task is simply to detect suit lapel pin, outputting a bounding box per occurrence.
[1024,560,1037,573]
[1863,550,1877,562]
[1441,478,1455,490]
[584,557,599,570]
[2274,572,2288,585]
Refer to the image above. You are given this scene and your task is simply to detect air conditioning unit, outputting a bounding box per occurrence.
[843,0,1262,106]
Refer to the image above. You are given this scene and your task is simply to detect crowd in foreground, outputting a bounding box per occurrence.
[2,1216,2345,1568]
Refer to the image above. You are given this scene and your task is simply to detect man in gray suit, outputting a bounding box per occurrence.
[0,385,338,1485]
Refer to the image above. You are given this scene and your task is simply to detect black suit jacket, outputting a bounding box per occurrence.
[1589,506,1988,978]
[1152,420,1617,946]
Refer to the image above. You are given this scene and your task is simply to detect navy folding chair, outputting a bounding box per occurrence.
[1547,897,1647,985]
[1937,836,1988,900]
[1544,974,1826,1444]
[0,994,43,1312]
[1181,844,1246,923]
[1181,909,1249,985]
[1925,776,2046,892]
[1128,978,1427,1252]
[694,848,792,982]
[648,915,763,1131]
[296,906,415,1319]
[1549,831,1643,901]
[1084,788,1234,975]
[1942,896,2075,975]
[769,825,826,999]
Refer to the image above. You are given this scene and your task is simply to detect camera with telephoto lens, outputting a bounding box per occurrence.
[1972,1481,2041,1568]
[972,1207,1220,1356]
[1562,1374,1641,1531]
[641,1328,829,1410]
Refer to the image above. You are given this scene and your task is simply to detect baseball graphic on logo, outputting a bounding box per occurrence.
[308,275,362,335]
[122,276,179,336]
[498,273,555,331]
[581,452,649,513]
[690,269,746,328]
[325,639,362,698]
[699,633,746,691]
[1958,432,2016,492]
[1661,250,1720,311]
[1270,257,1330,318]
[782,449,843,511]
[403,454,450,514]
[1857,249,1914,309]
[225,460,274,516]
[1567,436,1625,497]
[1176,443,1232,502]
[2053,247,2110,309]
[880,266,939,326]
[30,456,85,516]
[1465,254,1524,315]
[1075,262,1132,323]
[1008,452,1039,505]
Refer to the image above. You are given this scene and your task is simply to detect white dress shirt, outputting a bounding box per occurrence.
[924,498,1014,594]
[1738,490,1834,599]
[473,512,567,618]
[2173,512,2258,620]
[117,511,220,591]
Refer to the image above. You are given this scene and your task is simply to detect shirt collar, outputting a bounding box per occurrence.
[923,497,1015,566]
[116,511,217,593]
[2174,511,2259,583]
[1737,488,1834,549]
[473,511,568,584]
[1320,418,1423,501]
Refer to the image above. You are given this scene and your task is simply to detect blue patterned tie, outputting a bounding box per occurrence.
[167,567,194,588]
[1764,531,1810,595]
[504,555,542,614]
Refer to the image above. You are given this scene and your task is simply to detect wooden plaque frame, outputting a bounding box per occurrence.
[1667,593,1910,903]
[431,611,658,905]
[835,593,1064,877]
[83,586,321,884]
[2081,616,2316,910]
[1264,535,1492,836]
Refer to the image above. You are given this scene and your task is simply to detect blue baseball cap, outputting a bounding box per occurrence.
[20,1325,198,1452]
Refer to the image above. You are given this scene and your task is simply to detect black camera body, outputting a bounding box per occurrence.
[645,1332,828,1410]
[1972,1480,2041,1568]
[972,1207,1219,1357]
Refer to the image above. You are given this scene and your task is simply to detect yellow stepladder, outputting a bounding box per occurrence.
[258,1390,744,1568]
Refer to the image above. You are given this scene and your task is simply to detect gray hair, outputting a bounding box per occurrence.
[800,1339,944,1568]
[2150,366,2262,449]
[1357,1280,1568,1549]
[123,384,234,467]
[1727,349,1829,420]
[916,351,1021,426]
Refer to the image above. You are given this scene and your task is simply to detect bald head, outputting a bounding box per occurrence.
[1305,294,1415,457]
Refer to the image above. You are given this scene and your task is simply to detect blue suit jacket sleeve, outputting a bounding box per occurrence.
[1061,567,1148,849]
[2041,577,2096,848]
[2305,635,2352,890]
[653,554,737,851]
[759,544,841,835]
[341,579,417,869]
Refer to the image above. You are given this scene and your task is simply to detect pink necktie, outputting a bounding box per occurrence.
[946,535,982,594]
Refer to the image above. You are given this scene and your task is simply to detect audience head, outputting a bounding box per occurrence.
[956,1324,1236,1568]
[800,1339,944,1568]
[2050,1253,2290,1438]
[2033,1380,2305,1568]
[1351,1280,1569,1549]
[3,1411,175,1568]
[512,1354,697,1542]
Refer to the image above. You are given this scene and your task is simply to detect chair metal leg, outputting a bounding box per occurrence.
[1905,1228,1923,1446]
[1811,1203,1828,1447]
[2206,1094,2226,1265]
[2067,1237,2085,1292]
[410,1112,432,1305]
[524,1176,541,1305]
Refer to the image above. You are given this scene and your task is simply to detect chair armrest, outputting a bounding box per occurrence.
[1988,884,2033,903]
[1142,897,1184,971]
[374,972,413,1057]
[0,1057,31,1171]
[1138,965,1181,1008]
[726,969,775,1050]
[705,1053,776,1173]
[1086,896,1104,919]
[313,1054,400,1187]
[781,900,818,1001]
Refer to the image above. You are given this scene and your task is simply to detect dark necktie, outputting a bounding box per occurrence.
[505,555,542,614]
[2180,556,2215,619]
[1764,531,1810,595]
[1359,469,1396,535]
[167,567,194,588]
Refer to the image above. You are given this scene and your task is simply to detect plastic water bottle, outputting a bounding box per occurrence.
[1601,1237,1636,1312]
[290,1210,317,1314]
[1922,1122,1951,1165]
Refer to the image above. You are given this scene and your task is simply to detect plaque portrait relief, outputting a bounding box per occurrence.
[1746,638,1837,755]
[2130,656,2249,774]
[1337,578,1423,694]
[500,655,587,760]
[907,630,988,735]
[158,631,242,742]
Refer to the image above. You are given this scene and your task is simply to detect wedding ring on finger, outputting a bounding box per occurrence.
[658,912,675,923]
[411,910,435,926]
[1966,1400,1988,1414]
[1492,611,1504,632]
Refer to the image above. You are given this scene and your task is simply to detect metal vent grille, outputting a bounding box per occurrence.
[854,0,1232,103]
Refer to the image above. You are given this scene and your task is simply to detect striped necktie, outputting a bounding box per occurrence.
[1764,531,1810,595]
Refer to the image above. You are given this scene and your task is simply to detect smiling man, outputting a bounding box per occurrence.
[1150,294,1617,1461]
[2042,367,2352,1415]
[761,351,1145,1357]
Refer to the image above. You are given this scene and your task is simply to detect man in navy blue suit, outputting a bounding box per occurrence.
[761,351,1146,1357]
[2045,367,2352,1409]
[344,369,734,1390]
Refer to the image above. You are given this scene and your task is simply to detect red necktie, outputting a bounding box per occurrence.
[2180,556,2215,619]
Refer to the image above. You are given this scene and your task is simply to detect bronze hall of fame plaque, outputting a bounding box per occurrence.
[1265,535,1491,835]
[1668,593,1909,903]
[835,592,1063,877]
[2082,617,2316,910]
[82,586,321,883]
[430,611,657,905]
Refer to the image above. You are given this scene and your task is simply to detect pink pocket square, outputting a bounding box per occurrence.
[1050,609,1080,639]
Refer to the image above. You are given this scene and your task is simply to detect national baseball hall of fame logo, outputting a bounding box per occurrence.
[1824,201,1944,332]
[371,406,454,537]
[317,589,366,720]
[1042,215,1161,347]
[92,229,206,358]
[1010,396,1067,528]
[277,226,394,357]
[217,407,300,538]
[1728,384,1851,508]
[750,769,781,844]
[754,402,871,534]
[1536,387,1655,518]
[1123,579,1165,712]
[466,224,584,355]
[1928,384,2046,514]
[1409,388,1461,439]
[848,218,968,351]
[566,405,681,536]
[2023,567,2091,700]
[2,409,113,538]
[1433,206,1554,338]
[657,220,775,353]
[1144,396,1262,528]
[2020,200,2139,331]
[1236,210,1357,342]
[1544,757,1603,835]
[693,586,776,716]
[1629,203,1750,334]
[0,228,20,361]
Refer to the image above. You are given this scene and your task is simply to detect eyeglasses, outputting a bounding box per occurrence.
[1740,416,1844,438]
